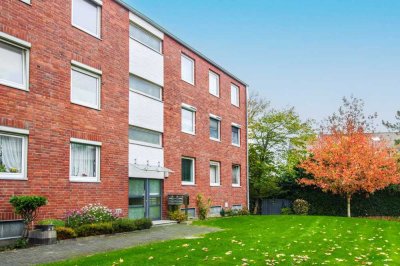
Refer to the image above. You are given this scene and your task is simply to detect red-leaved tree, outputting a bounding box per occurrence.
[299,126,400,217]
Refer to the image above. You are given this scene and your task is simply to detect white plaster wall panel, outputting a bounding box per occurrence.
[129,144,164,166]
[129,39,164,86]
[129,91,163,132]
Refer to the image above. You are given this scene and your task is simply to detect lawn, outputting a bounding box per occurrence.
[46,215,400,265]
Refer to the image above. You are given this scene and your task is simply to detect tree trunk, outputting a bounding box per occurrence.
[346,195,351,218]
[253,199,259,215]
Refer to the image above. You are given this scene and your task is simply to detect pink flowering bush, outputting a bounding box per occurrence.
[65,203,120,228]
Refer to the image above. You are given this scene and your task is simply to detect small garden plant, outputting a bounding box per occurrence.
[196,194,211,220]
[65,203,120,228]
[292,199,310,215]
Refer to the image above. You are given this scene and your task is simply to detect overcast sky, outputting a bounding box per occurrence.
[126,0,400,131]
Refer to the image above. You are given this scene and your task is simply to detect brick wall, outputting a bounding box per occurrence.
[163,35,248,217]
[0,0,130,219]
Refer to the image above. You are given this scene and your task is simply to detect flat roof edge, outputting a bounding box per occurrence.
[116,0,249,87]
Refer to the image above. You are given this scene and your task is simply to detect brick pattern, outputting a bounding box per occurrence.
[163,35,248,217]
[0,0,130,219]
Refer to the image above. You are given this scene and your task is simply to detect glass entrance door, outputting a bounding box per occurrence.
[129,178,162,220]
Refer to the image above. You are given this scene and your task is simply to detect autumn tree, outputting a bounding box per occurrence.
[299,96,400,217]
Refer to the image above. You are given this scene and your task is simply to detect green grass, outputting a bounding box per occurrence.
[45,216,400,265]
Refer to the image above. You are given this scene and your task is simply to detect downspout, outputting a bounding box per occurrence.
[246,85,250,209]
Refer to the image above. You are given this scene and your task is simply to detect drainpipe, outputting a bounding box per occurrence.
[246,85,250,210]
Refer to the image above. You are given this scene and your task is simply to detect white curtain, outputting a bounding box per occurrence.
[0,135,22,173]
[71,143,96,177]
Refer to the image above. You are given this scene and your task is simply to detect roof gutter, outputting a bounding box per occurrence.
[115,0,248,87]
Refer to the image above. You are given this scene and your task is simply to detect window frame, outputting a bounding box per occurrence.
[71,0,102,39]
[231,84,240,107]
[129,74,162,101]
[209,161,221,187]
[181,54,195,85]
[232,164,241,187]
[209,206,222,216]
[69,138,101,183]
[0,32,31,91]
[0,129,28,180]
[208,70,220,97]
[231,124,241,147]
[129,125,162,148]
[181,156,195,186]
[129,23,162,54]
[70,61,102,110]
[181,104,196,135]
[209,114,221,141]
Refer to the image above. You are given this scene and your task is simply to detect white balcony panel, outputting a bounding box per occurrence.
[129,12,164,40]
[129,143,164,179]
[129,39,164,86]
[129,91,163,132]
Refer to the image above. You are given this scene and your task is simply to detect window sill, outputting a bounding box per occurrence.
[232,185,241,188]
[181,79,195,86]
[232,143,241,148]
[0,176,27,181]
[182,182,195,186]
[0,80,29,92]
[209,92,220,98]
[182,130,196,136]
[71,101,101,111]
[129,140,163,149]
[210,184,221,187]
[72,24,102,40]
[210,138,221,142]
[70,178,100,183]
[231,103,240,108]
[130,88,163,102]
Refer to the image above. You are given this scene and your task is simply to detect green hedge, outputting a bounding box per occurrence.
[289,186,400,217]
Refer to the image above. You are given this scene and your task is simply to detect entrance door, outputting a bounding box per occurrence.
[129,178,162,220]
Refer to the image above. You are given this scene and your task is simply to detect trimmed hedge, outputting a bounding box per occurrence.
[289,186,400,217]
[76,222,114,237]
[112,218,137,233]
[134,218,152,230]
[56,227,77,240]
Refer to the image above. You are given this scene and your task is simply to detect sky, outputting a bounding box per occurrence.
[126,0,400,131]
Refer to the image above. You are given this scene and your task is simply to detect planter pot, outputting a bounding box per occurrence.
[34,224,55,231]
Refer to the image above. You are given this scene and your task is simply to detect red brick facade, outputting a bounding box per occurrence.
[0,0,247,220]
[0,0,130,219]
[163,35,248,216]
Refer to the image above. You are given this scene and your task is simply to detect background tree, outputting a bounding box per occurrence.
[383,110,400,146]
[249,93,315,214]
[299,96,400,217]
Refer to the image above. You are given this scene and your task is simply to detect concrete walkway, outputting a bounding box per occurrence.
[0,224,220,266]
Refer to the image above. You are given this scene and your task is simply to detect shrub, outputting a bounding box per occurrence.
[220,208,226,217]
[169,210,187,223]
[65,203,119,228]
[238,208,250,216]
[196,194,211,220]
[75,222,114,237]
[9,195,47,237]
[280,207,293,215]
[293,199,310,215]
[134,218,152,230]
[37,219,65,227]
[112,218,137,233]
[56,227,77,240]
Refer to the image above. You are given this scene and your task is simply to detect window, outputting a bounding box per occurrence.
[210,116,221,141]
[70,139,101,182]
[181,54,194,84]
[129,75,162,100]
[232,165,240,186]
[181,208,196,218]
[0,132,27,180]
[232,204,243,211]
[210,161,220,186]
[72,0,101,38]
[129,126,162,147]
[181,106,196,134]
[210,206,222,216]
[232,125,240,146]
[0,34,30,91]
[129,24,162,53]
[231,84,239,106]
[181,157,194,185]
[71,62,101,109]
[20,0,31,4]
[209,71,219,97]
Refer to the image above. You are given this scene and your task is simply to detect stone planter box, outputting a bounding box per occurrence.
[0,220,24,247]
[29,225,57,245]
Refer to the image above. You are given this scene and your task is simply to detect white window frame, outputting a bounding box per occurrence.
[0,32,31,91]
[181,104,196,135]
[210,161,221,187]
[69,138,101,183]
[181,156,195,186]
[232,204,243,210]
[71,0,102,39]
[209,114,221,141]
[209,206,222,217]
[129,125,162,148]
[232,165,241,187]
[231,84,240,107]
[129,23,162,54]
[0,126,29,180]
[209,70,219,97]
[20,0,31,5]
[181,54,195,85]
[231,123,241,147]
[129,74,162,101]
[70,60,102,110]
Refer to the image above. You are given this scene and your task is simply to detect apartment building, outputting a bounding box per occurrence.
[0,0,248,221]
